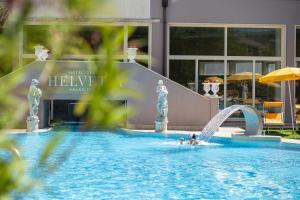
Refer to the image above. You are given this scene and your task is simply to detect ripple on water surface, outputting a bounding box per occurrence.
[16,131,300,200]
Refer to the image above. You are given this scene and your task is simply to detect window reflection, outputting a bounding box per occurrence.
[296,62,300,122]
[255,61,281,112]
[297,29,300,57]
[170,27,224,55]
[128,26,149,54]
[23,25,51,54]
[23,25,124,56]
[227,61,253,117]
[228,28,281,57]
[77,26,103,53]
[169,60,195,90]
[296,62,300,104]
[296,28,300,105]
[198,60,224,109]
[135,59,148,68]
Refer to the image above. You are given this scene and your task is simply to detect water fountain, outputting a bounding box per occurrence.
[198,105,263,142]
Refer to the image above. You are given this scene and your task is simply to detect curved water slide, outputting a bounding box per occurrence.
[198,105,263,142]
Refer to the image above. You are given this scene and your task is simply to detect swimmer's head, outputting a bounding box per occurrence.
[179,137,184,144]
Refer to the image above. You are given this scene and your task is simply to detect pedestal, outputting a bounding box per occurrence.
[155,117,168,132]
[27,115,39,132]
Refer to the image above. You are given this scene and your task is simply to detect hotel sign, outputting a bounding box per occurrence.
[47,67,97,93]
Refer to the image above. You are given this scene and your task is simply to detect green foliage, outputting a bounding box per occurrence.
[0,134,34,200]
[266,129,300,139]
[0,0,138,199]
[75,26,137,128]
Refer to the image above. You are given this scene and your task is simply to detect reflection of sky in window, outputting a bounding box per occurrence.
[235,63,252,73]
[255,63,276,74]
[268,64,276,72]
[200,61,279,75]
[255,63,262,73]
[203,63,224,75]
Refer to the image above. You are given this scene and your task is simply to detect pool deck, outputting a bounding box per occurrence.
[3,128,51,134]
[4,127,300,145]
[131,127,300,144]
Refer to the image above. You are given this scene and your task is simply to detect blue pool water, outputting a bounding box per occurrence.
[16,131,300,199]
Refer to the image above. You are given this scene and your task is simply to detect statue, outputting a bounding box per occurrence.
[34,45,49,61]
[155,80,168,132]
[27,79,42,132]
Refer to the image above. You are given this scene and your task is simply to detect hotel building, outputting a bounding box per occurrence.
[1,0,300,129]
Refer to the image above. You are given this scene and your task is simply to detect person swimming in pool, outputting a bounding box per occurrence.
[188,133,198,145]
[179,134,200,145]
[179,137,184,145]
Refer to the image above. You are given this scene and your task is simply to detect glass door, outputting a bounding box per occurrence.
[255,61,281,114]
[227,60,253,117]
[198,60,225,109]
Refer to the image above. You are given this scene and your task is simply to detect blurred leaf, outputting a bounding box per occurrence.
[0,0,140,198]
[38,133,64,167]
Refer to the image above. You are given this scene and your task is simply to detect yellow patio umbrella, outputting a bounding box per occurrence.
[228,72,279,87]
[259,67,300,83]
[259,67,300,130]
[227,72,262,81]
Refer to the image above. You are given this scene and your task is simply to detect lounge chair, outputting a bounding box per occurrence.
[263,101,284,133]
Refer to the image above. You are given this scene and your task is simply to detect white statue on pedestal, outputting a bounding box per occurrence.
[34,45,49,61]
[27,79,42,132]
[155,80,168,132]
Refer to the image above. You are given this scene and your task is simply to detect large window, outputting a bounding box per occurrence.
[169,60,195,89]
[168,24,284,115]
[198,60,224,109]
[23,25,124,56]
[255,61,281,107]
[21,23,151,68]
[295,27,300,104]
[128,26,150,67]
[170,27,224,55]
[228,28,281,57]
[296,28,300,58]
[227,61,253,106]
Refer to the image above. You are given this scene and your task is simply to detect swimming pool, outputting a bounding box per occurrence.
[16,131,300,199]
